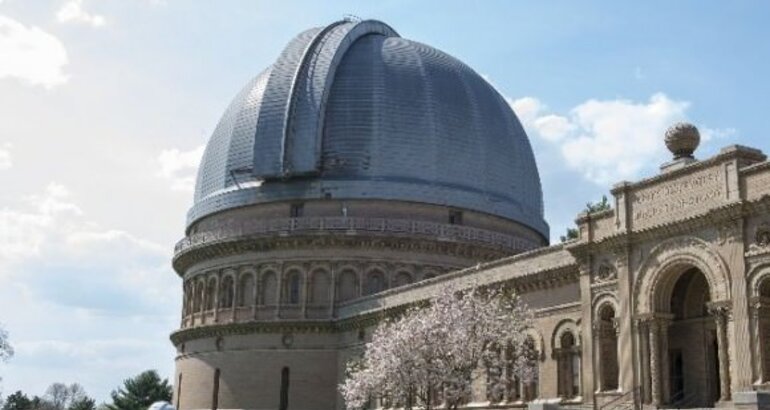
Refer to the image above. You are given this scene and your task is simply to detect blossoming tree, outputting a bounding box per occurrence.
[340,285,536,410]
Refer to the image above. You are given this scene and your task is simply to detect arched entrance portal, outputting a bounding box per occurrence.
[665,268,719,407]
[637,264,731,408]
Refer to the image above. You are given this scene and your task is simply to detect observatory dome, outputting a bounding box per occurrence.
[191,19,548,239]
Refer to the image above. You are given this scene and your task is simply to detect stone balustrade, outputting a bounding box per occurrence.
[175,216,538,256]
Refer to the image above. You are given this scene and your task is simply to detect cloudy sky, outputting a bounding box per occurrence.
[1,0,768,402]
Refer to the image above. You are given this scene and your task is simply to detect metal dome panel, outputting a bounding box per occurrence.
[191,19,548,239]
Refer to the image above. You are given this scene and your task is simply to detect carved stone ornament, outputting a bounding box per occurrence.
[594,262,617,283]
[707,301,732,321]
[664,122,700,159]
[717,221,739,246]
[756,223,770,247]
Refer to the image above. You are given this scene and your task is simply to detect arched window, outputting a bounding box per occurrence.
[261,271,277,305]
[364,270,386,295]
[557,332,581,399]
[505,337,539,402]
[237,273,255,307]
[194,280,204,313]
[337,270,358,302]
[486,344,504,403]
[309,270,331,305]
[760,277,770,298]
[283,271,302,305]
[205,277,217,311]
[597,304,619,391]
[219,276,234,309]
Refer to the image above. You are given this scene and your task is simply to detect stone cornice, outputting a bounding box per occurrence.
[568,199,749,255]
[172,234,513,274]
[534,302,581,319]
[610,145,765,194]
[173,217,540,271]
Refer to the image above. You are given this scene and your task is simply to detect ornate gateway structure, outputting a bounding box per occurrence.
[170,19,770,410]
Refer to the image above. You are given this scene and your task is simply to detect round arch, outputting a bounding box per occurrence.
[634,236,730,315]
[748,263,770,298]
[592,293,619,320]
[523,328,546,361]
[552,319,581,350]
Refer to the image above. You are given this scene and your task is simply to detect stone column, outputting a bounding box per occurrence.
[637,320,651,403]
[275,265,283,319]
[231,276,237,323]
[301,268,310,319]
[180,283,187,327]
[577,256,595,401]
[751,299,763,384]
[252,268,259,320]
[329,264,337,318]
[659,319,671,404]
[213,272,221,323]
[593,324,603,393]
[649,322,661,406]
[715,308,732,401]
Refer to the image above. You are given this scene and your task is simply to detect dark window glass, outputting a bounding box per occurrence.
[280,367,290,410]
[290,203,304,218]
[212,369,220,410]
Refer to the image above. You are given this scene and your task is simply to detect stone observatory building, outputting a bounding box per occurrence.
[171,19,770,410]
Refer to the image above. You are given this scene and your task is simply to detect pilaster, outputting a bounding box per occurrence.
[614,245,634,393]
[578,255,595,401]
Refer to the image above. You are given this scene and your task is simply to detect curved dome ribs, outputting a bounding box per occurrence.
[191,19,549,239]
[252,27,323,178]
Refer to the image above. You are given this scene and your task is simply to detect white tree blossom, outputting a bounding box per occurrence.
[340,284,536,410]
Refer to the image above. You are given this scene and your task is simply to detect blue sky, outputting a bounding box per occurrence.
[0,0,768,402]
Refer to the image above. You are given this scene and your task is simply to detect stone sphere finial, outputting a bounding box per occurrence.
[664,122,700,159]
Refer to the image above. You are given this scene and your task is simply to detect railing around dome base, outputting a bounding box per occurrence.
[174,217,540,256]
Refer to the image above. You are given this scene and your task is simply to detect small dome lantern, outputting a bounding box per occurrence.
[664,122,700,159]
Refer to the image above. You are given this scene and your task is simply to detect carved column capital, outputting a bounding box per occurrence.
[707,301,733,322]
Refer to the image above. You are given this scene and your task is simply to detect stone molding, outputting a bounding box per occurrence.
[173,216,539,271]
[633,235,731,315]
[173,232,516,273]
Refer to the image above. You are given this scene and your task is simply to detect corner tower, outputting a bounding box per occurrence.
[171,19,548,410]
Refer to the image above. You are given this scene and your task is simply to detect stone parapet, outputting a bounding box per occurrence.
[175,217,539,259]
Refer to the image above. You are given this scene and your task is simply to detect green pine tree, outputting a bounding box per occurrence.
[106,371,172,410]
[2,392,32,410]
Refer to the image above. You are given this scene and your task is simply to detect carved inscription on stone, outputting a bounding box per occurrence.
[630,168,723,230]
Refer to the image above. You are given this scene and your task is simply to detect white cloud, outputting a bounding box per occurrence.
[157,145,204,192]
[0,181,179,398]
[57,0,106,27]
[0,143,12,169]
[0,183,82,264]
[509,93,702,184]
[0,15,69,88]
[701,127,736,142]
[508,96,544,127]
[533,114,574,142]
[0,182,174,302]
